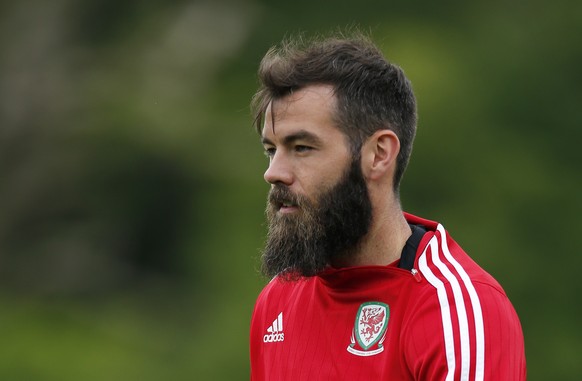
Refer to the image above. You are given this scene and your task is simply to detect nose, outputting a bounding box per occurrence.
[264,152,293,186]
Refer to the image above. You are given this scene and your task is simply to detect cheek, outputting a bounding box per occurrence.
[304,163,347,199]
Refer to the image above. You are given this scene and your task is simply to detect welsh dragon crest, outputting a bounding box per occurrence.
[347,302,389,356]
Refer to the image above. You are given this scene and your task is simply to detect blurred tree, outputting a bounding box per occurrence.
[0,0,580,379]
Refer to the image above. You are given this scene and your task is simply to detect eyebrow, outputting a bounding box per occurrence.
[261,130,323,147]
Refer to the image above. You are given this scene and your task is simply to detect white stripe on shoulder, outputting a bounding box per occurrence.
[419,237,456,381]
[436,224,485,381]
[431,226,471,380]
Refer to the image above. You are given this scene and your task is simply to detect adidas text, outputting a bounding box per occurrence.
[263,332,285,342]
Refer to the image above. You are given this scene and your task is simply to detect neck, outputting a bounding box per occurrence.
[331,198,412,268]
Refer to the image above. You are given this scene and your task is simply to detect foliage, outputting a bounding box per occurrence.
[0,0,580,379]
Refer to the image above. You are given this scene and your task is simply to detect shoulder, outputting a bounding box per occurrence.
[412,221,517,330]
[255,275,306,300]
[252,275,313,316]
[402,218,526,380]
[253,276,283,312]
[415,220,505,293]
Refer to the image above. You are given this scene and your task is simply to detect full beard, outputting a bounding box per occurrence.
[262,157,372,280]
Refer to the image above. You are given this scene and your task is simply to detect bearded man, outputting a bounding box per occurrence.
[249,32,526,380]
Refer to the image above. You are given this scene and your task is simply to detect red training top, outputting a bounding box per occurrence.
[250,213,526,380]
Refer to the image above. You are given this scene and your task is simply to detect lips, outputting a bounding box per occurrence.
[269,187,301,213]
[275,199,298,212]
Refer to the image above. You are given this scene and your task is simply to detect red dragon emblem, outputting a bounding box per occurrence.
[359,307,386,343]
[347,302,390,356]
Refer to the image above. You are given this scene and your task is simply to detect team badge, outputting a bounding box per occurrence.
[347,302,389,356]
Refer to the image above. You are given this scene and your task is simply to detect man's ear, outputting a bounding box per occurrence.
[361,130,400,181]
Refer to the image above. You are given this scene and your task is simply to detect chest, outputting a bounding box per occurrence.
[251,275,417,380]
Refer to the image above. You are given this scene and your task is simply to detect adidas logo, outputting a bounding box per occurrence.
[263,312,285,343]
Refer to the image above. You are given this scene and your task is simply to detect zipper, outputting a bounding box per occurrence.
[411,268,422,283]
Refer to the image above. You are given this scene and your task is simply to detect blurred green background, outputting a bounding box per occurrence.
[0,0,580,379]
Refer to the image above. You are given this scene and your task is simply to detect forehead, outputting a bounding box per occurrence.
[262,84,340,140]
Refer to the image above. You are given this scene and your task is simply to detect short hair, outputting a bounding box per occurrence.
[251,31,417,193]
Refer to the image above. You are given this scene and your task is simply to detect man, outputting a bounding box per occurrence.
[249,32,526,380]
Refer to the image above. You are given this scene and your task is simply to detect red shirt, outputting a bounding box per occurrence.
[250,213,526,380]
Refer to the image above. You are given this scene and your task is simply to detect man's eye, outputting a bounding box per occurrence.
[264,147,276,157]
[295,145,312,153]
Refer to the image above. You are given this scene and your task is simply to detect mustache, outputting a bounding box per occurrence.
[268,185,304,208]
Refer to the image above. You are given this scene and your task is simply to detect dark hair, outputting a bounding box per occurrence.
[251,31,417,192]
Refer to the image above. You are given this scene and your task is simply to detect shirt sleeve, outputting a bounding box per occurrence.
[401,282,526,380]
